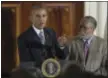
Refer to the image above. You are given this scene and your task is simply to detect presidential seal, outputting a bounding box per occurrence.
[41,58,61,78]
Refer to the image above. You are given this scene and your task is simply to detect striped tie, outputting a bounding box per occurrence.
[39,31,45,44]
[84,39,89,58]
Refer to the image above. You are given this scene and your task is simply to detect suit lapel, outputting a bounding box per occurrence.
[44,28,52,46]
[85,36,98,67]
[26,27,42,62]
[44,29,49,45]
[30,27,41,43]
[76,38,85,63]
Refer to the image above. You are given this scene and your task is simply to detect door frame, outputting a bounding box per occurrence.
[1,3,21,67]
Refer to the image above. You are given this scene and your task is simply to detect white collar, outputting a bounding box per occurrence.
[83,36,94,44]
[32,25,44,35]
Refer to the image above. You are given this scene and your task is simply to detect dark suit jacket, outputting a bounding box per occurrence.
[66,35,108,76]
[18,27,67,67]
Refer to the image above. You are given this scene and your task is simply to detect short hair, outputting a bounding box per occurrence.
[29,5,47,16]
[79,16,97,29]
[31,5,47,12]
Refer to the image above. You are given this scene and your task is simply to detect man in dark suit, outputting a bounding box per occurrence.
[16,6,68,78]
[66,16,108,76]
[18,6,67,68]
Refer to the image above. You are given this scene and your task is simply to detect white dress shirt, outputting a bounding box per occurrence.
[83,36,94,47]
[32,25,45,44]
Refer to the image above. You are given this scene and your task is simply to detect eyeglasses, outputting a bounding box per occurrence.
[80,25,90,30]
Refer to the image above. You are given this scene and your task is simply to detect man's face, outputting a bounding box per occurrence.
[30,9,48,29]
[79,23,94,39]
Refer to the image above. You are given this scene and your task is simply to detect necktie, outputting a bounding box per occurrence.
[39,31,45,44]
[84,39,89,58]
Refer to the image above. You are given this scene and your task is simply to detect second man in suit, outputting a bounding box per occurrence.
[66,16,108,76]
